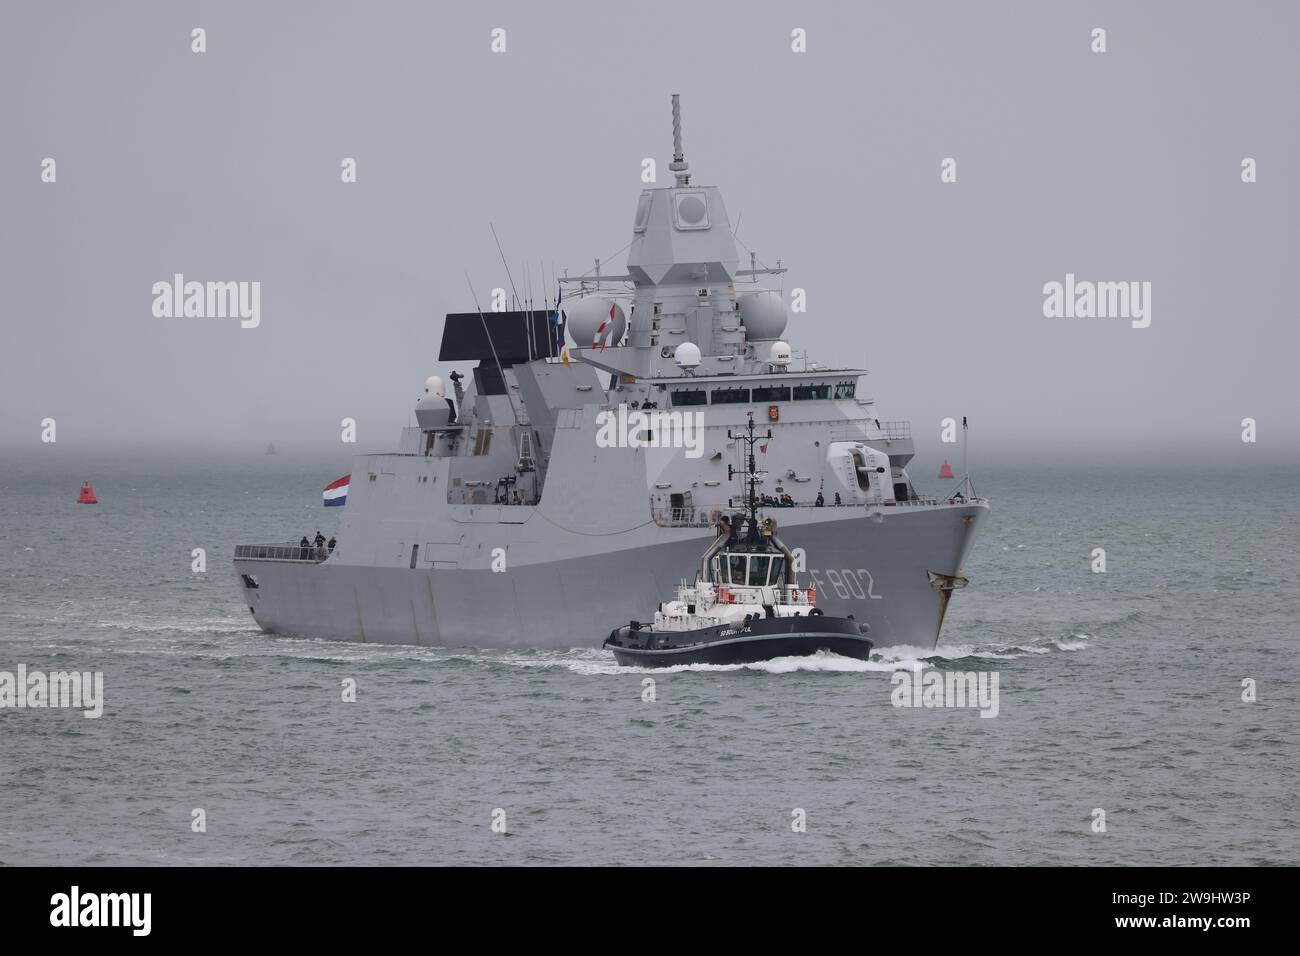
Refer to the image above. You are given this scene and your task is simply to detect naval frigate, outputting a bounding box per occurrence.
[233,96,989,650]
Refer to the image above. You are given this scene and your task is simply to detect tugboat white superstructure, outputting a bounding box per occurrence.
[604,414,873,666]
[233,95,989,650]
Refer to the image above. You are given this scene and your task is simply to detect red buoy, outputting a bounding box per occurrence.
[938,460,955,479]
[77,481,98,504]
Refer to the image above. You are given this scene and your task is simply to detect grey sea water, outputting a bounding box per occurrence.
[1,457,1297,866]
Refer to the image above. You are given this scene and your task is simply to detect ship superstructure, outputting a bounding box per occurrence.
[233,96,988,649]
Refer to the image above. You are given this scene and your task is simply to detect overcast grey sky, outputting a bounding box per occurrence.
[2,1,1296,466]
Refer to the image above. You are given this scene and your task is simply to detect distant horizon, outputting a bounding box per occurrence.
[2,433,1295,471]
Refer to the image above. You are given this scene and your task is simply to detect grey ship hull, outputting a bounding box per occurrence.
[233,98,992,653]
[234,502,985,651]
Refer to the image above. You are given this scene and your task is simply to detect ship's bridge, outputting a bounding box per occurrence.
[647,369,867,408]
[712,549,788,589]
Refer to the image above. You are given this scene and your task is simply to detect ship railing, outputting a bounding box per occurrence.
[651,494,984,526]
[650,506,717,528]
[879,421,912,439]
[880,494,987,507]
[782,496,986,508]
[829,420,912,442]
[234,542,330,563]
[733,495,986,509]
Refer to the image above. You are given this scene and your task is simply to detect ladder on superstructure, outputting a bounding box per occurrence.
[516,429,536,474]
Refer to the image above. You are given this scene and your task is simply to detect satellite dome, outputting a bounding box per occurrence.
[565,297,627,349]
[738,290,788,341]
[424,375,445,398]
[769,341,792,367]
[674,342,702,370]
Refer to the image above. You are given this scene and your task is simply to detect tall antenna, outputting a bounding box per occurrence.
[463,272,521,426]
[523,260,534,362]
[489,223,526,354]
[960,415,977,498]
[546,259,556,359]
[670,93,690,187]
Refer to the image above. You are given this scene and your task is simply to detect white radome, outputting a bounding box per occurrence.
[769,341,792,366]
[565,296,627,349]
[738,289,788,341]
[424,375,445,398]
[675,341,702,369]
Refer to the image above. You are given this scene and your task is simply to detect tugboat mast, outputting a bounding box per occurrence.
[728,412,771,541]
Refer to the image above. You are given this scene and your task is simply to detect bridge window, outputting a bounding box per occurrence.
[728,554,747,585]
[793,383,831,400]
[752,386,790,403]
[711,387,750,404]
[768,555,786,585]
[670,389,707,407]
[833,382,856,399]
[748,555,772,586]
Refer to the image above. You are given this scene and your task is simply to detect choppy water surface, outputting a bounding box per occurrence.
[1,459,1296,865]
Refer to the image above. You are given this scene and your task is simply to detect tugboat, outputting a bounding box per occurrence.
[76,481,97,504]
[603,414,874,667]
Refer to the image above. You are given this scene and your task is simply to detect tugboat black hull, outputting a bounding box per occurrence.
[604,616,872,668]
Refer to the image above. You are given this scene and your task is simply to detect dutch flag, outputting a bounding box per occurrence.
[323,474,350,507]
